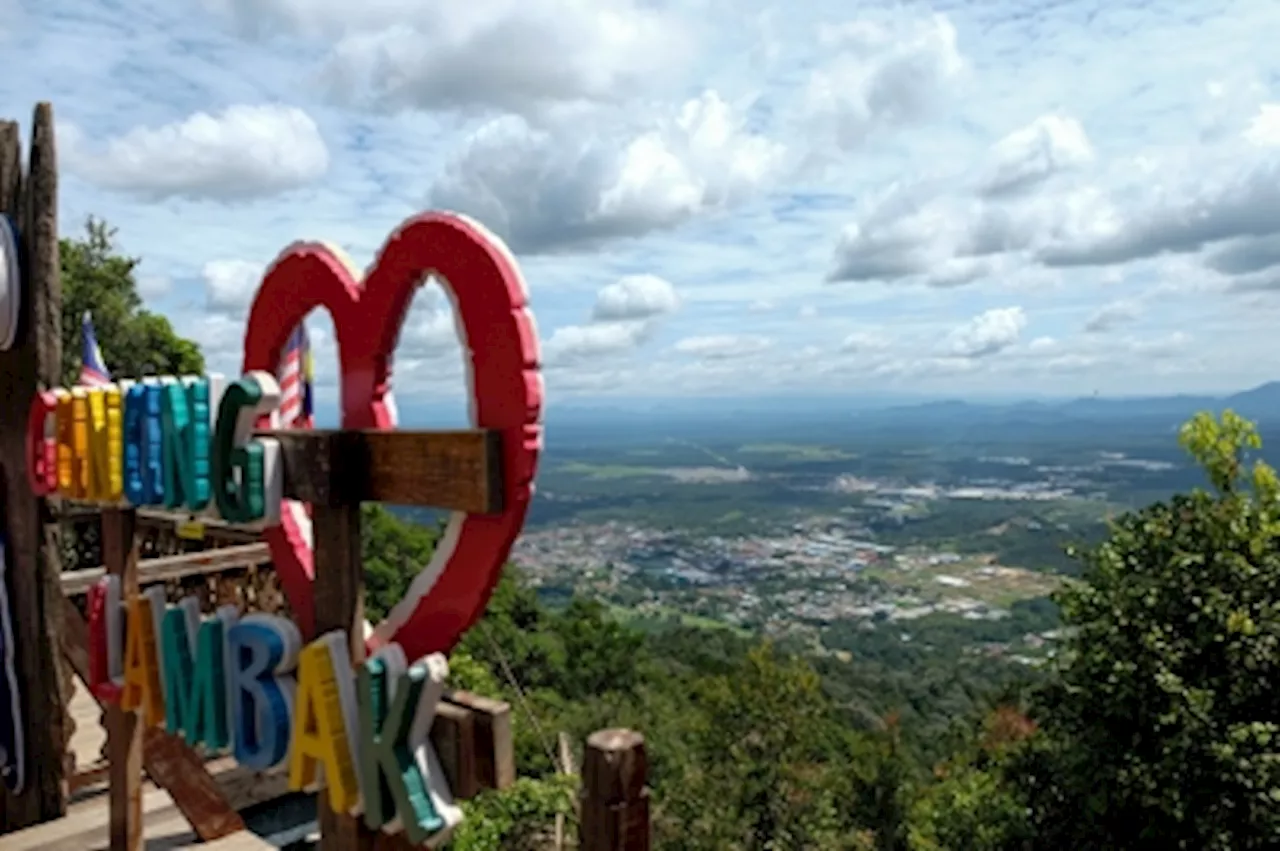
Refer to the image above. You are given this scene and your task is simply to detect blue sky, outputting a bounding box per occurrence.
[2,0,1279,415]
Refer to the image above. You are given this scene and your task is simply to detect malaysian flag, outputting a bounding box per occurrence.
[79,312,111,387]
[278,323,314,428]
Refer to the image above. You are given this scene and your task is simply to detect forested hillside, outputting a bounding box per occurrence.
[366,411,1280,850]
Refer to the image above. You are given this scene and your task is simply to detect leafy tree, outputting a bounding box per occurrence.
[362,504,445,621]
[1011,410,1280,850]
[57,218,205,571]
[662,642,864,850]
[906,706,1036,851]
[60,216,202,385]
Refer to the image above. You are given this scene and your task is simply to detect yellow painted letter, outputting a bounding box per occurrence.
[121,594,166,726]
[288,639,361,812]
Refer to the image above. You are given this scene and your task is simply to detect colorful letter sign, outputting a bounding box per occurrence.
[85,587,463,844]
[20,209,540,845]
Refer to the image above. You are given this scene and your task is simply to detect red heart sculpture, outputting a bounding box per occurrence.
[242,212,542,662]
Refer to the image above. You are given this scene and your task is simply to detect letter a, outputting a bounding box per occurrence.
[288,633,361,812]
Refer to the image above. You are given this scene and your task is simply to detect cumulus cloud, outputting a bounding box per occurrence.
[435,92,783,253]
[544,321,652,362]
[804,13,964,151]
[1084,299,1141,333]
[841,331,890,353]
[673,334,772,360]
[979,114,1094,198]
[946,307,1026,358]
[826,182,1035,284]
[204,0,689,118]
[1035,111,1280,269]
[203,259,263,313]
[61,105,329,201]
[591,275,680,321]
[544,275,680,363]
[1202,235,1280,275]
[429,91,785,253]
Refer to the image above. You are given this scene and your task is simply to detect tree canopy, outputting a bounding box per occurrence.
[60,216,203,385]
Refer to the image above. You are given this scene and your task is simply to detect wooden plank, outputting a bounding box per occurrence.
[429,702,478,800]
[211,763,291,813]
[267,430,503,513]
[0,102,70,832]
[311,500,379,851]
[102,508,143,851]
[580,729,650,851]
[59,596,245,843]
[445,691,514,792]
[61,543,271,596]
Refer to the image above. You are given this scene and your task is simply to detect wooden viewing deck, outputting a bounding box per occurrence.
[0,682,287,850]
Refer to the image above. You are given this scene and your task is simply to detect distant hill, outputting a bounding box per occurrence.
[390,383,1280,448]
[864,382,1280,429]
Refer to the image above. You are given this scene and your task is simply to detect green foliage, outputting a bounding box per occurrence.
[1011,410,1280,850]
[662,643,852,849]
[362,504,446,622]
[907,764,1029,851]
[449,775,578,851]
[60,217,203,385]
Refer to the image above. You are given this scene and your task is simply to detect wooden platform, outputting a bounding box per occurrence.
[0,786,278,850]
[0,681,294,850]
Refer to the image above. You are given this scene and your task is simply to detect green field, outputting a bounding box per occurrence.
[737,443,858,461]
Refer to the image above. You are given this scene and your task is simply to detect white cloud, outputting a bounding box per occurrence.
[136,275,171,300]
[673,334,772,359]
[1035,143,1280,269]
[544,274,680,364]
[205,0,690,119]
[946,307,1026,358]
[803,13,964,152]
[545,321,652,363]
[591,274,680,321]
[1084,299,1141,333]
[430,91,786,253]
[14,0,1280,400]
[1243,103,1280,147]
[203,259,263,313]
[980,114,1094,198]
[61,105,329,201]
[840,331,890,353]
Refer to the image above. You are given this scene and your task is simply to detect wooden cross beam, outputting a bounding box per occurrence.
[265,429,504,513]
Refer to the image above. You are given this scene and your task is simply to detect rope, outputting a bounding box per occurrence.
[477,621,563,775]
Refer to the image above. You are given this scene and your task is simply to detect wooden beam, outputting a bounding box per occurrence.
[61,543,271,596]
[0,103,70,832]
[60,593,246,843]
[60,506,263,543]
[266,430,503,513]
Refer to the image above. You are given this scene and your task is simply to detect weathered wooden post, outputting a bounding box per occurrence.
[101,507,142,851]
[0,103,70,832]
[580,729,651,851]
